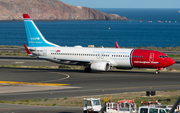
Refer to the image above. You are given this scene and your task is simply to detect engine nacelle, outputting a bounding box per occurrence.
[90,61,110,71]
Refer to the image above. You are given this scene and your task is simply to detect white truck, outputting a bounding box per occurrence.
[83,98,102,113]
[138,106,167,113]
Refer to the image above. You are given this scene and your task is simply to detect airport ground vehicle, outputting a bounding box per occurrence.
[141,101,161,106]
[138,106,167,113]
[83,98,137,113]
[105,100,137,113]
[83,98,180,113]
[83,98,102,113]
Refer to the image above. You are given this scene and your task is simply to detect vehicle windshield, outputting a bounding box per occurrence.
[140,108,148,113]
[159,109,166,113]
[92,100,100,106]
[150,108,158,113]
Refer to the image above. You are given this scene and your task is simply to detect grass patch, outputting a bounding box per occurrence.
[137,46,180,51]
[0,91,179,107]
[0,50,27,56]
[0,45,23,48]
[167,54,180,60]
[64,97,68,100]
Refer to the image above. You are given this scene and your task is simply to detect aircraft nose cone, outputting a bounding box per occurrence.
[172,59,175,64]
[167,58,175,66]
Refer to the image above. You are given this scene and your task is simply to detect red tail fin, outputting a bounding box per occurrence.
[23,14,31,19]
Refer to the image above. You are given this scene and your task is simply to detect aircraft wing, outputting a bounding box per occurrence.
[38,56,92,63]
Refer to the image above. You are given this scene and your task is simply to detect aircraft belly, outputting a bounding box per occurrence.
[115,58,132,68]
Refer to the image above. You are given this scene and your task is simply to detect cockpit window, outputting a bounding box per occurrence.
[159,55,168,58]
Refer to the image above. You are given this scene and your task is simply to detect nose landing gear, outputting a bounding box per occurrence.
[155,70,160,74]
[156,68,164,74]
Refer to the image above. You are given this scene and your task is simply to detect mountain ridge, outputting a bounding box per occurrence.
[0,0,127,21]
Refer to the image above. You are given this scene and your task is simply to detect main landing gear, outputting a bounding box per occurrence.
[84,66,91,72]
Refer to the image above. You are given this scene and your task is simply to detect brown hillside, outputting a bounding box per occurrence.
[0,0,127,21]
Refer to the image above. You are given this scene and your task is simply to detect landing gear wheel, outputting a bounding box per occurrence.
[84,67,91,72]
[155,70,160,74]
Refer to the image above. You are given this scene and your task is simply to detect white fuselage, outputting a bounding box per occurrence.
[31,46,134,68]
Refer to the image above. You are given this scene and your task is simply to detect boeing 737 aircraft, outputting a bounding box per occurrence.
[23,14,175,74]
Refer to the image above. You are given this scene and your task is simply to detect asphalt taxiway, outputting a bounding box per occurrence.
[0,67,180,101]
[0,67,180,113]
[0,103,82,113]
[0,56,180,69]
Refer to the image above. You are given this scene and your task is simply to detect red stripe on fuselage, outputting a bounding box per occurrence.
[131,49,174,68]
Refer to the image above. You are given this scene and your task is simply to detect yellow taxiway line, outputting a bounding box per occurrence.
[0,81,70,86]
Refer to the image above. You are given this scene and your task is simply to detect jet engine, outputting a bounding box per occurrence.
[90,61,110,71]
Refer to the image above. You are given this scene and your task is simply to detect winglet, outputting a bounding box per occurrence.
[23,44,32,56]
[115,41,119,48]
[23,14,31,19]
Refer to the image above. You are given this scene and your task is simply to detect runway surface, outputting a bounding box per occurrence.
[0,67,180,101]
[0,67,180,112]
[0,103,82,113]
[0,56,180,69]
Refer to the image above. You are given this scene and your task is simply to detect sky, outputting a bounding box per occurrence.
[60,0,180,8]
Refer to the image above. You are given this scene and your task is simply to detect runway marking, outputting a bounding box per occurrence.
[40,72,70,83]
[0,81,70,86]
[101,85,180,91]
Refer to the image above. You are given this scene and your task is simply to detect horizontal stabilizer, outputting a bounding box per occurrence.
[23,44,32,56]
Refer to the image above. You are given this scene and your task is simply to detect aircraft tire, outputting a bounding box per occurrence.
[84,67,91,72]
[155,70,160,74]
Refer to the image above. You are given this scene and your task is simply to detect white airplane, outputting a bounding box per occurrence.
[23,14,175,74]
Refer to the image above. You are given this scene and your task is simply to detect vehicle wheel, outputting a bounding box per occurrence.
[155,70,160,74]
[84,67,91,72]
